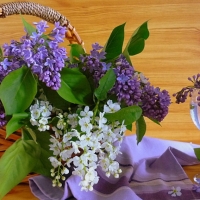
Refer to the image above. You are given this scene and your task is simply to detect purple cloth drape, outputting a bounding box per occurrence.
[29,135,200,200]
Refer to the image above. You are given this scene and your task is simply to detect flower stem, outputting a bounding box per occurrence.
[92,100,100,124]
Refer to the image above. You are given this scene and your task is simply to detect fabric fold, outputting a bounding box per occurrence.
[29,176,64,200]
[29,135,200,200]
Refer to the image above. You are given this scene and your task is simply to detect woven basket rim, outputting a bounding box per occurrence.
[0,1,84,45]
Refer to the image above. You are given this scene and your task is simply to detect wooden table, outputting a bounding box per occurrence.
[1,0,200,199]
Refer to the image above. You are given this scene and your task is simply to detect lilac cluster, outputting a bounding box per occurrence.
[173,74,200,105]
[79,44,170,121]
[110,55,142,106]
[80,45,143,106]
[80,43,111,86]
[141,83,171,122]
[80,45,142,106]
[0,20,67,90]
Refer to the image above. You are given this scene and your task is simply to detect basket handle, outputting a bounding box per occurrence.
[0,2,83,45]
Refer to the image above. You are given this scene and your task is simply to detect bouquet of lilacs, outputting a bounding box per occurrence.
[0,18,171,198]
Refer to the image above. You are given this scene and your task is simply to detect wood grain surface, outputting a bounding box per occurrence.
[1,0,200,199]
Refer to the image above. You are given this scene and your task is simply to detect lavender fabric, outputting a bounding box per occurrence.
[29,135,200,200]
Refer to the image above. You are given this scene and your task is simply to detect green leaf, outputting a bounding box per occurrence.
[41,82,70,110]
[105,105,142,125]
[21,128,53,176]
[136,115,146,144]
[194,148,200,160]
[24,129,53,176]
[126,124,133,131]
[24,126,37,144]
[0,129,53,199]
[57,68,93,105]
[94,69,116,101]
[123,21,149,63]
[0,139,37,199]
[103,23,125,60]
[148,117,161,126]
[70,44,85,63]
[21,16,36,36]
[6,112,29,137]
[0,66,37,115]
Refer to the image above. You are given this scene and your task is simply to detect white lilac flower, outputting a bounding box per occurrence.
[49,137,62,156]
[101,142,113,152]
[30,118,38,126]
[79,154,90,166]
[71,141,80,154]
[103,129,115,143]
[30,103,39,111]
[31,108,41,119]
[73,156,84,168]
[109,161,120,174]
[39,117,49,125]
[79,180,90,191]
[49,157,61,168]
[79,117,93,133]
[85,168,97,181]
[48,100,126,191]
[85,168,99,185]
[38,123,50,131]
[89,140,101,151]
[29,99,53,131]
[40,106,51,117]
[118,120,126,135]
[67,113,78,128]
[77,167,99,192]
[80,106,93,118]
[71,129,81,138]
[104,100,121,113]
[93,130,104,141]
[98,112,107,128]
[57,118,66,130]
[62,132,72,143]
[61,167,69,175]
[60,149,74,161]
[99,157,110,172]
[52,127,62,139]
[168,186,182,197]
[85,150,98,162]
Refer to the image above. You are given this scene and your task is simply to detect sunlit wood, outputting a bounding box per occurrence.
[1,0,200,198]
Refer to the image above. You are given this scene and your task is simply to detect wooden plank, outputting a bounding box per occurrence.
[0,0,200,199]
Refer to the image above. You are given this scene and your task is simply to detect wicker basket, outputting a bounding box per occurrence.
[0,1,83,182]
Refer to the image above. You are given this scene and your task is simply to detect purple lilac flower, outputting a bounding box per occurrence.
[141,83,171,122]
[1,58,11,70]
[0,101,6,128]
[173,74,200,106]
[0,21,68,90]
[80,43,110,86]
[33,20,49,34]
[110,54,142,106]
[50,22,66,42]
